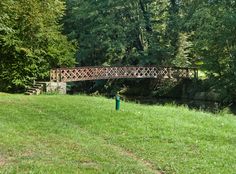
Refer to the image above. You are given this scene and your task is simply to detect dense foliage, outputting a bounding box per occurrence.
[183,0,236,100]
[63,0,236,100]
[63,0,178,66]
[0,0,236,99]
[0,0,75,92]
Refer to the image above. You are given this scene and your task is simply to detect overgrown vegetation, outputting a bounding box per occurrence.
[0,94,235,173]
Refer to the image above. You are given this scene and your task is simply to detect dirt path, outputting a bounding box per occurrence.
[66,123,164,173]
[0,156,6,167]
[108,143,163,174]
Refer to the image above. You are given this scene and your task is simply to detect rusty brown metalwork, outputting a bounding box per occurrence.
[50,66,198,82]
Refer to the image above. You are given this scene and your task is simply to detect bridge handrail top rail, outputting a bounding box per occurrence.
[51,66,198,71]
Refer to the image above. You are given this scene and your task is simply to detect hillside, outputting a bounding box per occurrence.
[0,94,235,173]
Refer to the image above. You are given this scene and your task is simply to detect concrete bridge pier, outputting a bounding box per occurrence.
[25,82,67,95]
[45,82,67,94]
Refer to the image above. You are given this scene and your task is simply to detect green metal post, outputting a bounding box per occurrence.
[115,95,120,111]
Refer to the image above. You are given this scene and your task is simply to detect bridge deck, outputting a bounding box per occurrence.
[50,66,198,82]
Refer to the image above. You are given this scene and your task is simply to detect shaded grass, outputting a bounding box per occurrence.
[0,94,235,173]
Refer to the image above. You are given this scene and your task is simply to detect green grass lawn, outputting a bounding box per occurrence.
[0,94,235,174]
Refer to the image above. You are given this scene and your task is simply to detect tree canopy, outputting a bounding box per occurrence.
[0,0,236,99]
[63,0,176,66]
[0,0,75,92]
[62,0,236,99]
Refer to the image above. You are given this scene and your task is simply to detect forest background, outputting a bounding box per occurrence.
[0,0,235,102]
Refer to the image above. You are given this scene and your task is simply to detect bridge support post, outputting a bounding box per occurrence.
[45,82,67,94]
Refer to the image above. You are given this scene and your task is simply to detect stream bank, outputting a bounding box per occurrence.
[67,78,236,114]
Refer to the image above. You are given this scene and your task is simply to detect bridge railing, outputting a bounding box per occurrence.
[50,66,198,82]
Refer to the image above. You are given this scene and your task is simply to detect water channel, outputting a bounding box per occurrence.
[122,96,236,115]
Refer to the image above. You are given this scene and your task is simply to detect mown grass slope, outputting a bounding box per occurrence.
[0,94,235,174]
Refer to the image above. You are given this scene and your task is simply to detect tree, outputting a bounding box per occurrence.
[182,0,236,99]
[63,0,175,66]
[0,0,76,92]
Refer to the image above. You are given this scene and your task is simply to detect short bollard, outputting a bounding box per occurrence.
[115,95,120,111]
